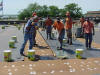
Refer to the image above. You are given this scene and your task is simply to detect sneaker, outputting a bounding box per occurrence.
[69,42,73,45]
[34,44,38,46]
[20,53,27,57]
[57,47,62,50]
[86,47,89,50]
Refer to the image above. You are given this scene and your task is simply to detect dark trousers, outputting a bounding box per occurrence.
[85,33,92,48]
[66,29,72,44]
[58,29,65,48]
[33,30,36,45]
[46,26,52,39]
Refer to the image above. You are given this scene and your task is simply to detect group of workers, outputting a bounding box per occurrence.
[20,11,95,56]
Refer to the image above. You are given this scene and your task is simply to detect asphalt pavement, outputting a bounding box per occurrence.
[39,29,100,59]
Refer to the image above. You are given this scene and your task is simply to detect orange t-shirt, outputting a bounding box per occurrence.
[65,17,72,30]
[83,21,94,33]
[53,21,64,32]
[45,18,53,26]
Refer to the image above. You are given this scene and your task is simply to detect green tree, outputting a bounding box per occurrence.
[18,3,83,20]
[64,3,83,18]
[48,6,59,17]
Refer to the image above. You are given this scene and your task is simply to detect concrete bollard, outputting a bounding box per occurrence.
[12,36,17,43]
[2,26,5,29]
[76,49,84,59]
[63,39,67,44]
[9,40,15,48]
[28,50,35,61]
[4,50,12,62]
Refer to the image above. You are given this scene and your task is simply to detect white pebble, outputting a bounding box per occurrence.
[69,65,72,68]
[29,64,32,67]
[80,65,83,67]
[52,64,54,66]
[94,61,99,63]
[29,67,33,70]
[64,63,67,65]
[22,65,25,67]
[8,72,12,75]
[69,69,76,72]
[94,68,97,70]
[48,64,50,66]
[4,65,7,68]
[30,71,36,75]
[60,70,64,72]
[81,68,85,71]
[74,62,76,64]
[81,62,85,64]
[14,69,18,71]
[87,65,89,67]
[88,62,91,64]
[8,69,11,72]
[12,65,15,68]
[43,72,47,74]
[51,70,55,74]
[46,54,49,55]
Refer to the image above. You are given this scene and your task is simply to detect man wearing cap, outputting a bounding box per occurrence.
[20,17,35,56]
[82,18,95,49]
[65,11,73,45]
[45,16,53,39]
[80,16,85,28]
[80,16,85,37]
[53,17,65,50]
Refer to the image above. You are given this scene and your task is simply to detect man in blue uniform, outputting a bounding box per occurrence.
[20,17,36,56]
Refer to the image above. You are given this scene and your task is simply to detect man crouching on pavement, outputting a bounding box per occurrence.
[53,17,65,50]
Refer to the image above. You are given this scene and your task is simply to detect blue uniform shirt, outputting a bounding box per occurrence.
[24,19,38,33]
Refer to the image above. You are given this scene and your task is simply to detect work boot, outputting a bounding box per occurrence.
[57,47,62,50]
[20,53,27,57]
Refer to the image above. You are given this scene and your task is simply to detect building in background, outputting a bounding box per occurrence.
[85,11,100,23]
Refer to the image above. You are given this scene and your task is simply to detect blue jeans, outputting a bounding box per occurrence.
[46,26,52,39]
[58,29,65,48]
[85,33,92,48]
[20,33,34,54]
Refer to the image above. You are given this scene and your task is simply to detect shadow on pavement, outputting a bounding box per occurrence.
[88,48,100,51]
[63,48,75,55]
[37,45,49,49]
[40,55,57,60]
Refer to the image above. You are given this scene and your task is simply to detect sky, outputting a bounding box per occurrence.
[1,0,100,15]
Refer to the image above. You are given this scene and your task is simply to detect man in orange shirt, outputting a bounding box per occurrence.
[80,16,85,28]
[65,12,73,45]
[82,18,95,49]
[53,17,65,50]
[45,16,53,39]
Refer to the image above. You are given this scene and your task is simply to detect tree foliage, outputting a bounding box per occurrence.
[18,3,83,20]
